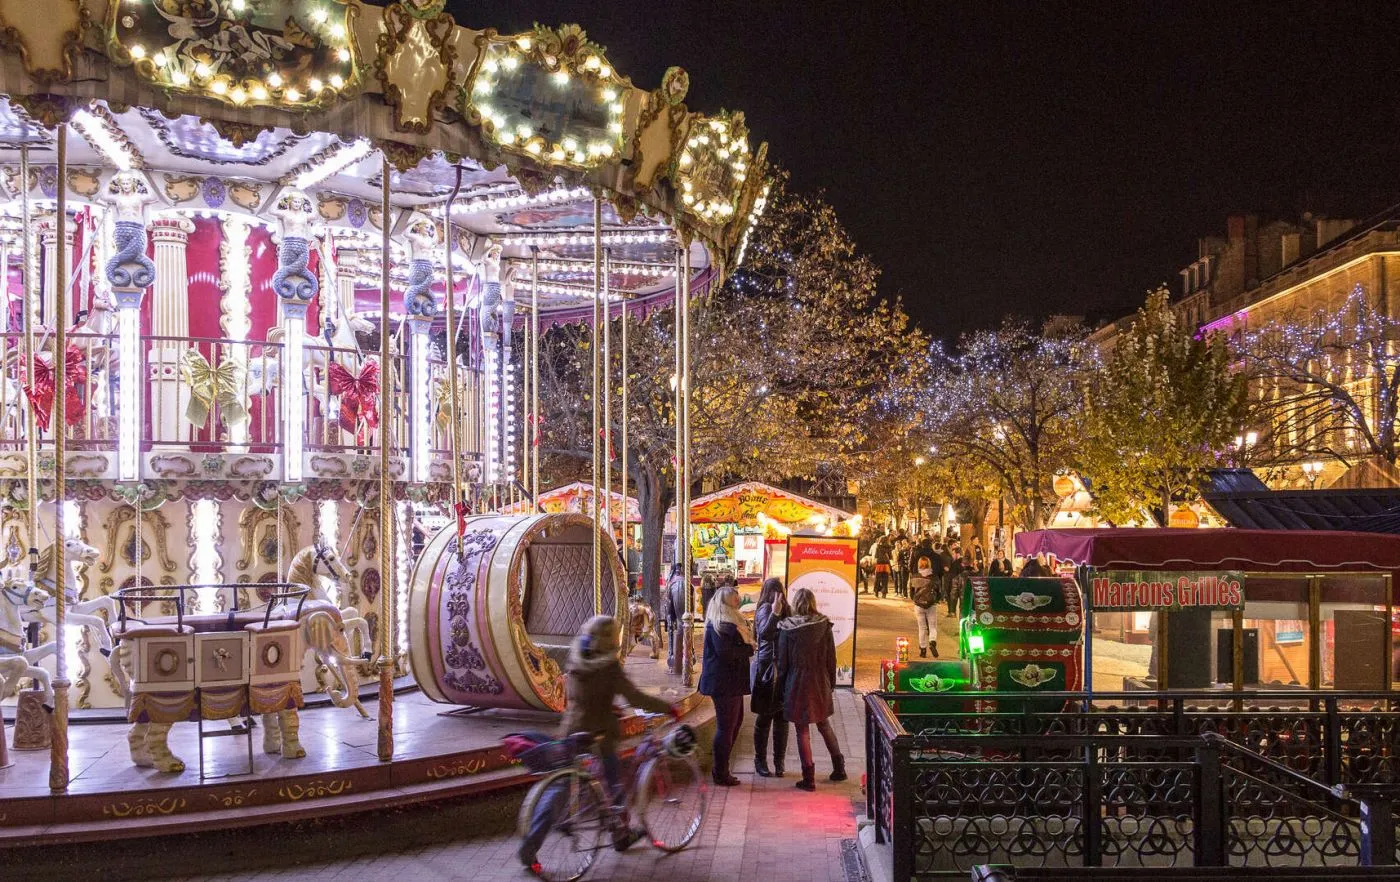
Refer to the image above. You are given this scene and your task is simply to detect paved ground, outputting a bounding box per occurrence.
[123,688,870,882]
[852,591,962,692]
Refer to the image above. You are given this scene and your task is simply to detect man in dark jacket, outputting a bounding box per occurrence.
[775,587,847,791]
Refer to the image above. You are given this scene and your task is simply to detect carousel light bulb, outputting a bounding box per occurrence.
[230,87,247,103]
[329,74,344,89]
[230,0,244,10]
[129,44,146,59]
[584,55,600,70]
[153,52,168,67]
[609,121,622,134]
[602,88,618,102]
[679,152,692,167]
[337,47,351,63]
[502,55,519,70]
[268,72,283,87]
[330,23,346,40]
[562,137,578,153]
[285,87,302,102]
[311,7,328,24]
[195,62,212,79]
[599,65,612,78]
[552,70,569,86]
[308,77,324,93]
[526,141,542,155]
[210,80,228,94]
[516,36,532,50]
[251,83,269,100]
[483,59,499,75]
[171,68,189,85]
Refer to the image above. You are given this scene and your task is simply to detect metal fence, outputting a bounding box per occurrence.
[866,692,1400,880]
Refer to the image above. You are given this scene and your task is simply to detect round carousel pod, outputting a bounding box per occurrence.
[408,513,629,712]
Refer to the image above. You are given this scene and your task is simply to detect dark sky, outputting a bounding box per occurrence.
[456,2,1400,340]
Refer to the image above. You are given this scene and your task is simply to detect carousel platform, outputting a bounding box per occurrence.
[0,651,703,848]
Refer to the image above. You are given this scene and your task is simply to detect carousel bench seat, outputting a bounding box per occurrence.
[121,601,338,635]
[112,622,194,640]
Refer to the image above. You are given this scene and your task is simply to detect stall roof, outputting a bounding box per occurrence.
[1199,470,1400,534]
[682,481,853,525]
[1015,528,1400,573]
[500,481,639,521]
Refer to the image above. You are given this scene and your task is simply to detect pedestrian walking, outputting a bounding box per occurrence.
[893,535,910,598]
[908,554,940,657]
[750,577,789,777]
[699,573,717,617]
[699,585,754,786]
[776,587,847,791]
[665,563,688,672]
[873,534,892,598]
[946,550,964,617]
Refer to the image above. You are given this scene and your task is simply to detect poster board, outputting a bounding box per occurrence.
[786,536,859,688]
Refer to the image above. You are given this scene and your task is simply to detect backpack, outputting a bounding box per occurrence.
[910,575,937,609]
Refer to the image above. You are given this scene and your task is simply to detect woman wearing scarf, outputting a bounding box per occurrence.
[699,585,754,786]
[776,587,848,791]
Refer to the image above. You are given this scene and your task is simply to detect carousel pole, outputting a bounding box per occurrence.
[376,157,394,763]
[20,145,38,600]
[620,271,629,592]
[680,242,693,688]
[50,124,70,793]
[673,245,689,683]
[591,197,602,615]
[602,248,612,555]
[443,172,463,515]
[530,250,540,501]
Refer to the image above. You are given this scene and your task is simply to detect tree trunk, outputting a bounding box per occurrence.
[635,463,673,660]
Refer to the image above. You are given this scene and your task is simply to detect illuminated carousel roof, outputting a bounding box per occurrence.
[0,0,771,316]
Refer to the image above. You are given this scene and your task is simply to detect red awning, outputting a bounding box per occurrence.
[1014,528,1400,573]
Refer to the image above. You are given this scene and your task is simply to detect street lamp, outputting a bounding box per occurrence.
[1301,460,1324,489]
[1234,431,1258,467]
[913,455,926,532]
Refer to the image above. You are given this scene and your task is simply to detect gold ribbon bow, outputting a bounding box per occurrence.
[180,349,248,429]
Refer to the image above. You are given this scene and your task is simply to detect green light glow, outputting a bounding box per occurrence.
[968,633,985,654]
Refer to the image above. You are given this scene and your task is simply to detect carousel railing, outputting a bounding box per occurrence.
[0,329,483,465]
[116,582,311,630]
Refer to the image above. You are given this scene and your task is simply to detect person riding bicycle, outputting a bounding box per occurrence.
[519,614,680,870]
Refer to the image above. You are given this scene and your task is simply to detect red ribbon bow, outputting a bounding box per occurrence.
[328,359,380,444]
[24,344,88,432]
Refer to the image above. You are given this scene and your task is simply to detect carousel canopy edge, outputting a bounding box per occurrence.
[0,0,771,269]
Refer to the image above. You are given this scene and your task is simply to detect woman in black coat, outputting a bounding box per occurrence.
[698,585,753,786]
[749,578,789,777]
[775,587,847,791]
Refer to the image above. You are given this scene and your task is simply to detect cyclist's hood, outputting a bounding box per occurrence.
[568,614,621,672]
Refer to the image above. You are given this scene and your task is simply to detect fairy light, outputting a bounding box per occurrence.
[501,230,674,247]
[291,138,372,189]
[71,108,140,171]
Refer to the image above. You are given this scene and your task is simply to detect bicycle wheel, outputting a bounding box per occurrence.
[517,768,609,882]
[636,754,708,852]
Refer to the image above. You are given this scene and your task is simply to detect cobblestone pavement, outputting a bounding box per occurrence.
[150,689,869,882]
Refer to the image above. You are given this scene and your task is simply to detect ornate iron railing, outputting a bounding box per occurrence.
[866,692,1400,880]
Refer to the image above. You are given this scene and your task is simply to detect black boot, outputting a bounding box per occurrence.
[829,754,848,782]
[918,646,927,658]
[754,722,772,777]
[796,764,816,792]
[773,723,788,777]
[930,642,939,658]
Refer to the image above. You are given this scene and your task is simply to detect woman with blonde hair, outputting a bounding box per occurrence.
[776,587,846,791]
[698,584,753,786]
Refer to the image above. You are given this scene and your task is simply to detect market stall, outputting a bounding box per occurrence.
[1016,528,1400,693]
[673,481,855,584]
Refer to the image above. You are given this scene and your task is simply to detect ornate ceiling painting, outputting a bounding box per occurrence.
[0,0,85,84]
[466,25,629,169]
[107,0,362,110]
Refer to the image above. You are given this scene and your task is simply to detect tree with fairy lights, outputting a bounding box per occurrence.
[919,317,1091,531]
[1078,287,1246,524]
[1238,284,1400,471]
[533,172,925,629]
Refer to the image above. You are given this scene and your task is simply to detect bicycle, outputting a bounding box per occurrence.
[512,713,708,881]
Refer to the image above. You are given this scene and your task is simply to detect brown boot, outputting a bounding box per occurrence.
[829,754,848,782]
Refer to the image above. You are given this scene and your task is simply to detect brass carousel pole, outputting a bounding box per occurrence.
[20,145,38,604]
[619,266,629,594]
[673,246,688,682]
[530,250,540,500]
[680,242,693,688]
[376,157,394,762]
[602,248,612,561]
[50,125,70,792]
[591,197,602,615]
[443,178,462,517]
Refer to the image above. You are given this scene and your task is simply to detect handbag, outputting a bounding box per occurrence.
[750,661,779,714]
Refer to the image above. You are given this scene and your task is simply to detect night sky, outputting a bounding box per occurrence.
[457,2,1400,341]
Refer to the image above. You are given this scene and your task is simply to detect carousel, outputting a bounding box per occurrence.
[0,0,768,837]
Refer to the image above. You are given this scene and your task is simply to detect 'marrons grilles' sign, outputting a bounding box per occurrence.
[1090,571,1245,611]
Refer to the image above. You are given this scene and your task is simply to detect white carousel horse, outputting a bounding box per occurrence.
[0,567,56,710]
[286,541,372,663]
[30,537,129,696]
[627,594,659,659]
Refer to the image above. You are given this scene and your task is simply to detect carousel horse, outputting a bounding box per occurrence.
[0,566,56,710]
[627,593,658,659]
[286,541,372,662]
[20,538,130,698]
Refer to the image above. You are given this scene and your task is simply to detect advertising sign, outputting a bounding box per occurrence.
[786,536,859,687]
[1090,570,1246,611]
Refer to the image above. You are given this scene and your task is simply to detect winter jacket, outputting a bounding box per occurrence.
[665,575,687,626]
[699,622,753,698]
[775,614,837,726]
[873,541,892,565]
[909,573,938,609]
[560,620,672,750]
[753,601,785,672]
